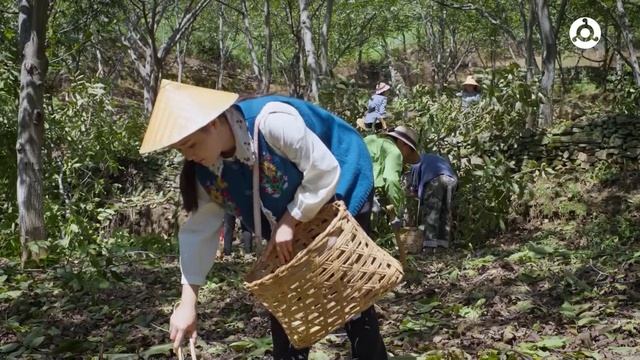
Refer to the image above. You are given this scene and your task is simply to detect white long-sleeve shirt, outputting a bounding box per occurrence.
[178,101,341,285]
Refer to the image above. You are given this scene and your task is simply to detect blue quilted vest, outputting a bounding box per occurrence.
[195,96,373,239]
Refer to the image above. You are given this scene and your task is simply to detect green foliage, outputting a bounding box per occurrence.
[606,72,640,115]
[229,336,273,358]
[39,78,148,258]
[47,0,128,77]
[528,175,589,221]
[389,66,545,244]
[0,76,165,264]
[0,14,19,253]
[319,75,370,123]
[581,215,640,251]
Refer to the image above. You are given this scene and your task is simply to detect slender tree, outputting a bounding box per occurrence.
[615,0,640,86]
[122,0,211,114]
[17,0,48,265]
[518,0,538,84]
[319,0,333,76]
[239,0,265,92]
[299,0,319,102]
[217,5,227,89]
[263,0,273,93]
[534,0,556,127]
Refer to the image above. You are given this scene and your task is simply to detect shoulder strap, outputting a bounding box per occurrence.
[252,116,263,243]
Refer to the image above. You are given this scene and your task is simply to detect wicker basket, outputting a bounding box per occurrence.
[400,227,423,254]
[244,201,404,349]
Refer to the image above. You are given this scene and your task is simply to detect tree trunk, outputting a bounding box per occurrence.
[535,0,556,127]
[616,0,640,86]
[282,0,303,97]
[356,47,363,82]
[217,6,225,89]
[175,21,193,84]
[436,7,447,91]
[175,0,184,83]
[299,0,319,102]
[553,0,569,40]
[422,7,438,91]
[240,0,263,91]
[17,0,48,265]
[602,20,610,85]
[263,0,272,93]
[616,30,624,76]
[96,48,105,77]
[519,0,538,84]
[383,37,407,98]
[142,51,161,115]
[123,0,211,114]
[176,41,184,83]
[319,0,333,76]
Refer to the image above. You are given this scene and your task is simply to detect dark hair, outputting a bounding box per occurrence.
[180,160,198,213]
[179,98,272,213]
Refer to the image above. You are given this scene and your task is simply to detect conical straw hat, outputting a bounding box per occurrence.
[139,79,239,154]
[462,75,479,87]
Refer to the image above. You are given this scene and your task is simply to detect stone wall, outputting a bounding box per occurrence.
[516,115,640,169]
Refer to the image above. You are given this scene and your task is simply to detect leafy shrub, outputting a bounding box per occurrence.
[41,78,151,257]
[319,75,370,123]
[388,66,543,244]
[0,37,19,254]
[606,72,640,115]
[0,76,169,262]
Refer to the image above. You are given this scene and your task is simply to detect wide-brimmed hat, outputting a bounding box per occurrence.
[139,79,239,154]
[386,126,420,164]
[375,82,391,95]
[462,75,479,87]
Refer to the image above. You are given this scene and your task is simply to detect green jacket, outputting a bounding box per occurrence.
[364,134,405,210]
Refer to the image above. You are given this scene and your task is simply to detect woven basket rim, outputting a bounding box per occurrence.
[244,201,348,285]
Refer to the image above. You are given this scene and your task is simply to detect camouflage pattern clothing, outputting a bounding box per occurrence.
[421,175,457,248]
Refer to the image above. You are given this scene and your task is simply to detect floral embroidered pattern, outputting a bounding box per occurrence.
[259,152,288,197]
[207,177,240,216]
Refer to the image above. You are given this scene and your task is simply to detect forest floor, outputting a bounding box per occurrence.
[2,170,640,360]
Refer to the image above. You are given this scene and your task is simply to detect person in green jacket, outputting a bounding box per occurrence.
[364,126,420,228]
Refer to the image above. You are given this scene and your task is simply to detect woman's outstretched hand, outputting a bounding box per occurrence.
[269,211,300,265]
[170,284,199,353]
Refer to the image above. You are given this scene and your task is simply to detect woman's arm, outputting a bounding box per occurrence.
[257,102,340,222]
[378,96,387,116]
[256,102,341,263]
[382,144,405,211]
[178,183,225,285]
[171,183,223,350]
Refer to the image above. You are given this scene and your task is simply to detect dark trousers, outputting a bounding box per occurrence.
[270,192,388,360]
[364,121,384,131]
[421,175,457,247]
[223,213,252,255]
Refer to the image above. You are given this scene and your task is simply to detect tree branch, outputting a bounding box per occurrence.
[331,13,377,69]
[553,0,569,40]
[432,0,522,53]
[158,0,212,60]
[211,0,243,15]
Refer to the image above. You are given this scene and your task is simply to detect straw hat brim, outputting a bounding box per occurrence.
[462,78,479,87]
[375,84,391,95]
[386,133,420,164]
[139,79,239,154]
